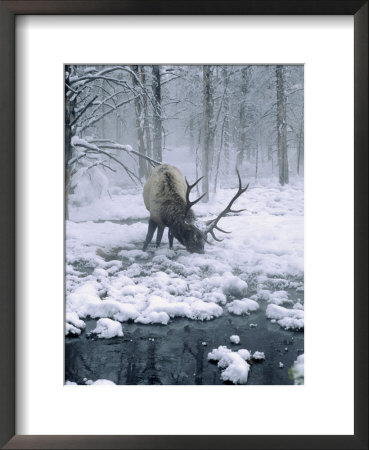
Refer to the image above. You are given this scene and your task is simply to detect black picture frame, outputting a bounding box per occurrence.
[0,1,367,449]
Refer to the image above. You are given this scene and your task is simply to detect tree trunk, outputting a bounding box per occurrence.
[236,66,251,168]
[131,65,147,179]
[268,144,272,161]
[152,65,162,162]
[140,67,152,164]
[188,114,195,152]
[65,65,76,221]
[297,106,304,175]
[201,66,214,202]
[222,67,230,175]
[213,118,225,193]
[255,143,259,182]
[276,65,289,185]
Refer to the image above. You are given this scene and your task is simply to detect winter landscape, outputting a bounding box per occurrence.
[65,65,304,385]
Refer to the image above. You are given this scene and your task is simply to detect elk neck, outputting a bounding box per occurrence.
[160,195,196,241]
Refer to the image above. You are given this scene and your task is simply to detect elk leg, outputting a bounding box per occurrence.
[168,229,174,249]
[142,219,158,251]
[156,226,164,247]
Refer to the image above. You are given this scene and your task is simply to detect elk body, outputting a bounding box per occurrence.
[142,163,248,253]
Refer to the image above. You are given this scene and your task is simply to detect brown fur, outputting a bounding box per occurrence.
[143,164,187,226]
[143,164,204,252]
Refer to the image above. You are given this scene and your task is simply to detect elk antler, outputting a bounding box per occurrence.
[205,169,249,242]
[184,176,207,219]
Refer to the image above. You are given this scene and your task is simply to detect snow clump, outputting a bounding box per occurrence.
[85,379,116,385]
[252,351,265,360]
[208,345,265,384]
[135,311,170,325]
[65,312,86,336]
[221,272,248,297]
[208,346,251,384]
[65,379,116,385]
[290,354,304,385]
[91,318,123,338]
[230,335,240,344]
[226,298,259,315]
[266,304,304,330]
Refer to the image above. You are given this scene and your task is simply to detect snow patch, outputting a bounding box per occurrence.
[266,304,304,330]
[221,272,248,297]
[65,323,82,336]
[85,379,116,385]
[230,335,240,344]
[208,346,251,384]
[135,311,170,325]
[66,312,86,330]
[91,318,123,339]
[253,351,265,360]
[226,298,259,315]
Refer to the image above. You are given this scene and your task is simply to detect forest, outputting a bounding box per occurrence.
[65,64,303,213]
[65,65,304,386]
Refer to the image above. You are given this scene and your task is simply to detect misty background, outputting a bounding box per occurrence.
[65,65,303,214]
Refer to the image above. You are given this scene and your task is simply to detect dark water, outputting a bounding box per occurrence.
[65,306,303,385]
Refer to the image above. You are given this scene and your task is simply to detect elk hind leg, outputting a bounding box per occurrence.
[156,226,165,248]
[143,219,158,251]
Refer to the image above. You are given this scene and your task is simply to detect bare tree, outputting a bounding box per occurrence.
[222,66,231,175]
[65,65,77,220]
[276,65,289,185]
[152,65,163,162]
[141,67,153,163]
[201,66,214,202]
[65,65,162,215]
[236,66,251,168]
[131,65,148,178]
[297,104,304,175]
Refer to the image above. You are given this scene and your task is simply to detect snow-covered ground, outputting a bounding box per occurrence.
[66,165,304,384]
[66,177,303,333]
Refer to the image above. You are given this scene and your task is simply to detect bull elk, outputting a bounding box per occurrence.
[142,164,249,253]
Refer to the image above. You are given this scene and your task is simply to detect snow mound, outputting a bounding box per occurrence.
[237,349,252,361]
[267,290,293,305]
[91,318,123,339]
[208,346,251,384]
[230,335,240,344]
[139,295,223,323]
[135,311,170,325]
[253,351,265,360]
[290,354,304,385]
[65,323,82,336]
[293,302,304,310]
[266,304,304,330]
[221,272,248,297]
[67,282,140,322]
[208,345,266,384]
[85,379,116,385]
[226,298,259,315]
[187,300,223,321]
[65,312,86,336]
[66,312,86,329]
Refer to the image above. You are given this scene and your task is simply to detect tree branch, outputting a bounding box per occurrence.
[70,95,98,126]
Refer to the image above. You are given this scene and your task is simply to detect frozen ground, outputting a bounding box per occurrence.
[66,172,304,385]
